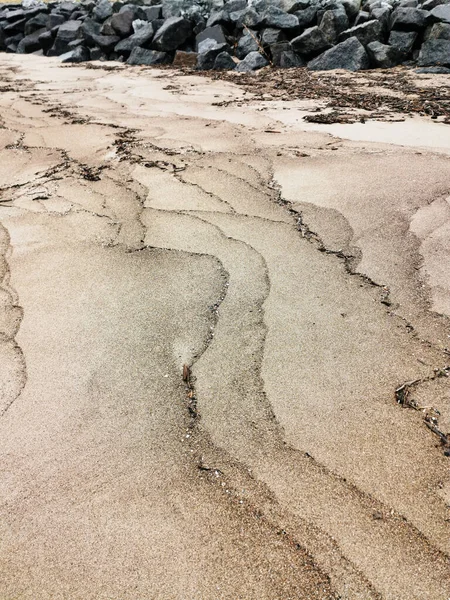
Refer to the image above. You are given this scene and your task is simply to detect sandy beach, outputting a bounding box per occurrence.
[0,55,449,599]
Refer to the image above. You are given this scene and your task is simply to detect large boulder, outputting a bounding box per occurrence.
[93,0,113,22]
[110,10,135,37]
[90,33,120,52]
[366,40,402,66]
[126,46,171,64]
[291,25,331,55]
[294,6,319,28]
[195,24,226,50]
[388,29,417,54]
[213,50,236,69]
[339,20,383,45]
[262,6,300,28]
[236,30,259,58]
[24,12,49,35]
[49,19,82,55]
[114,22,154,55]
[390,7,429,30]
[261,27,287,45]
[60,44,90,62]
[307,35,370,69]
[319,7,349,43]
[429,4,450,23]
[153,16,192,51]
[197,40,230,68]
[81,16,102,45]
[16,26,46,52]
[426,22,450,39]
[236,50,269,70]
[417,38,450,64]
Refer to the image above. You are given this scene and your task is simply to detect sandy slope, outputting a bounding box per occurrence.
[0,55,449,600]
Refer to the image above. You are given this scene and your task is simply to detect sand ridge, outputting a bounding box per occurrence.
[0,55,449,599]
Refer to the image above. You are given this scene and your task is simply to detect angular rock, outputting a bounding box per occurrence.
[110,10,135,36]
[261,27,286,45]
[100,17,116,36]
[90,33,120,53]
[354,10,371,25]
[427,21,450,39]
[291,25,331,55]
[60,44,90,61]
[38,29,55,51]
[195,24,226,50]
[430,4,450,23]
[263,6,299,28]
[390,7,429,30]
[114,22,154,55]
[339,20,383,45]
[50,19,82,55]
[144,5,162,21]
[126,46,171,64]
[229,7,265,28]
[197,41,229,68]
[90,45,107,59]
[47,13,66,29]
[294,6,318,28]
[153,16,192,51]
[308,35,370,69]
[319,8,349,42]
[17,26,46,53]
[81,16,102,45]
[341,0,362,18]
[388,29,417,53]
[367,40,402,66]
[236,30,259,58]
[213,50,236,69]
[417,38,450,64]
[236,50,269,71]
[24,12,49,35]
[93,0,113,22]
[371,6,392,30]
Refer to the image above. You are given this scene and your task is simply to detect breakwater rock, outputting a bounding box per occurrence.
[1,0,449,71]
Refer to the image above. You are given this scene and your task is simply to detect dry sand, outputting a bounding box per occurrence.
[0,56,449,600]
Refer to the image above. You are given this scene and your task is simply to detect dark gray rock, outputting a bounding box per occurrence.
[153,16,192,51]
[110,10,135,36]
[118,4,147,20]
[126,46,171,64]
[17,26,46,53]
[339,20,383,45]
[263,6,299,28]
[427,21,450,38]
[195,24,226,50]
[3,18,26,33]
[50,19,82,54]
[93,0,113,22]
[367,40,402,66]
[319,8,349,42]
[38,29,55,51]
[277,47,305,66]
[390,7,429,29]
[114,22,154,55]
[60,44,90,61]
[229,7,265,28]
[371,6,391,30]
[291,25,331,55]
[213,50,236,69]
[206,10,229,27]
[261,27,286,45]
[430,4,450,22]
[294,6,318,28]
[24,13,49,35]
[100,17,116,35]
[4,9,25,23]
[90,33,120,52]
[308,35,370,69]
[56,2,79,17]
[236,30,259,58]
[90,45,107,59]
[417,38,450,64]
[388,29,417,53]
[5,34,23,53]
[415,65,450,72]
[81,16,102,44]
[144,5,162,20]
[421,0,449,10]
[47,13,66,29]
[236,50,269,70]
[197,41,229,68]
[341,0,363,18]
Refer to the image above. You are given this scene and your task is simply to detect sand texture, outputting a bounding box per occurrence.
[0,56,449,600]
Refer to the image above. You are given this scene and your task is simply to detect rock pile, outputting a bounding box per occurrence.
[0,0,449,71]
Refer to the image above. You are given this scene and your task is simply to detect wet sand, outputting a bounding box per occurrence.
[0,56,449,600]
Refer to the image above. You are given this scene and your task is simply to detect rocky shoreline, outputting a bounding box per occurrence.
[0,0,449,71]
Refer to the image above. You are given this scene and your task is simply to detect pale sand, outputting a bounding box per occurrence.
[0,55,449,600]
